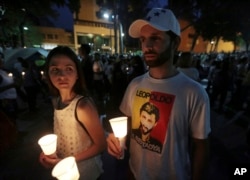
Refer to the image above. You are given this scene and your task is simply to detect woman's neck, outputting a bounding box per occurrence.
[59,92,77,104]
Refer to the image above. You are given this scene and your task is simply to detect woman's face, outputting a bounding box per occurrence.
[48,55,78,91]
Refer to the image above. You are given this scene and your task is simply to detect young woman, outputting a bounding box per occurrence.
[39,46,106,179]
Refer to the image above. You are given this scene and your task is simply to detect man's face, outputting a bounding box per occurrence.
[139,25,173,67]
[140,110,157,135]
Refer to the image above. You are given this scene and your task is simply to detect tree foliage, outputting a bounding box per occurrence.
[103,0,250,51]
[0,0,80,47]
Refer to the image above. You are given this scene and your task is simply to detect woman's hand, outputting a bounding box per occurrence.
[39,152,61,169]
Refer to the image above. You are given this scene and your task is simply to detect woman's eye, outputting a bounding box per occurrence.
[51,68,59,72]
[65,67,74,72]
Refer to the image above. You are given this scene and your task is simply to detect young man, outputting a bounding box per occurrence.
[106,8,210,180]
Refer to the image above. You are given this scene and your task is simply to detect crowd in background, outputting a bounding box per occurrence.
[1,44,250,155]
[1,46,250,115]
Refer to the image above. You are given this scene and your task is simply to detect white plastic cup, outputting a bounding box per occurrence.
[109,116,127,138]
[38,134,57,155]
[52,156,80,180]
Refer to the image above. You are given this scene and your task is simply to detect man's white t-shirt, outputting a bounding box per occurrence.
[120,72,210,180]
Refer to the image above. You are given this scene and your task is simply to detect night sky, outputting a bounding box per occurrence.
[52,0,167,31]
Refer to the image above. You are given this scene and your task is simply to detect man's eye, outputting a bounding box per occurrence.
[151,36,160,41]
[140,38,145,43]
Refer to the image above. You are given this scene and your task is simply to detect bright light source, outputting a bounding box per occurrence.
[23,26,28,30]
[103,13,109,19]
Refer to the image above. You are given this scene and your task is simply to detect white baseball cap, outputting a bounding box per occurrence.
[129,8,180,38]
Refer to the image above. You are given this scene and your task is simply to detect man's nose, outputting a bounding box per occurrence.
[144,39,154,49]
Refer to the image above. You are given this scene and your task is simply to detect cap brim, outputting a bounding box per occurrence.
[128,19,171,38]
[128,20,150,38]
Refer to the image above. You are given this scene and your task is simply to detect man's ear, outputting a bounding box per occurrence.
[153,122,158,128]
[174,37,181,50]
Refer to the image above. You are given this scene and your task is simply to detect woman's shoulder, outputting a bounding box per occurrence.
[76,96,96,108]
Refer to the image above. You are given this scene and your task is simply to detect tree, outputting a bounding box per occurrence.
[95,0,150,49]
[169,0,250,52]
[0,0,80,48]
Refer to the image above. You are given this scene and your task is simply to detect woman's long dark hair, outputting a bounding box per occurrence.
[44,46,88,97]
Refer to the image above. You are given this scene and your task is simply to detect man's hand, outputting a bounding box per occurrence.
[106,133,124,159]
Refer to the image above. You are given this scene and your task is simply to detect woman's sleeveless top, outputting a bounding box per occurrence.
[54,95,103,179]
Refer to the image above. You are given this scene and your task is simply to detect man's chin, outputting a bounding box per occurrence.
[145,60,156,66]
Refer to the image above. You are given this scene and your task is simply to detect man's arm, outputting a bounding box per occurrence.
[191,137,210,180]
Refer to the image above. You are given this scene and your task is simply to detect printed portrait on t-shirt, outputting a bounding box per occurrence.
[131,88,175,154]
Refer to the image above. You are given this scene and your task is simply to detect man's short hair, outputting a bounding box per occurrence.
[140,102,160,122]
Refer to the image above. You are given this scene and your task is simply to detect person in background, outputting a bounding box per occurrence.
[20,59,41,112]
[106,8,210,180]
[39,46,106,180]
[78,44,94,94]
[176,51,200,82]
[128,55,146,82]
[0,57,19,124]
[209,59,231,112]
[92,53,105,106]
[0,57,20,152]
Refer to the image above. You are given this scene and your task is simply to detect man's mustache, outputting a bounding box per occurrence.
[144,51,157,55]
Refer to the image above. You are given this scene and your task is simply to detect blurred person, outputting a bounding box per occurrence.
[177,51,200,81]
[106,8,210,180]
[239,65,250,109]
[232,56,249,109]
[0,57,19,124]
[92,53,105,106]
[210,59,231,112]
[39,46,106,179]
[129,55,146,82]
[78,44,94,94]
[206,59,217,93]
[20,59,41,112]
[0,57,19,152]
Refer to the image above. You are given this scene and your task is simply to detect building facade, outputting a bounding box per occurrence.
[37,27,74,50]
[73,0,121,54]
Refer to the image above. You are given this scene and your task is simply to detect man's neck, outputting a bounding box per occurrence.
[149,65,178,79]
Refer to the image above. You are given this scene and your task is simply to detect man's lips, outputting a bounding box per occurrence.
[144,54,156,59]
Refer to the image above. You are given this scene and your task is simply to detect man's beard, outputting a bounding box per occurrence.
[143,44,173,68]
[140,124,153,135]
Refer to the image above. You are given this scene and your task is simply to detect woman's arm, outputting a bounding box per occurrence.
[74,97,107,162]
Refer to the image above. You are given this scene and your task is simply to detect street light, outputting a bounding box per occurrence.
[210,40,215,52]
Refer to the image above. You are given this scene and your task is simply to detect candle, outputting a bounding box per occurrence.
[38,134,57,155]
[52,156,80,180]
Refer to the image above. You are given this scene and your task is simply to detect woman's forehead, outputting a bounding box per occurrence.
[50,55,74,65]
